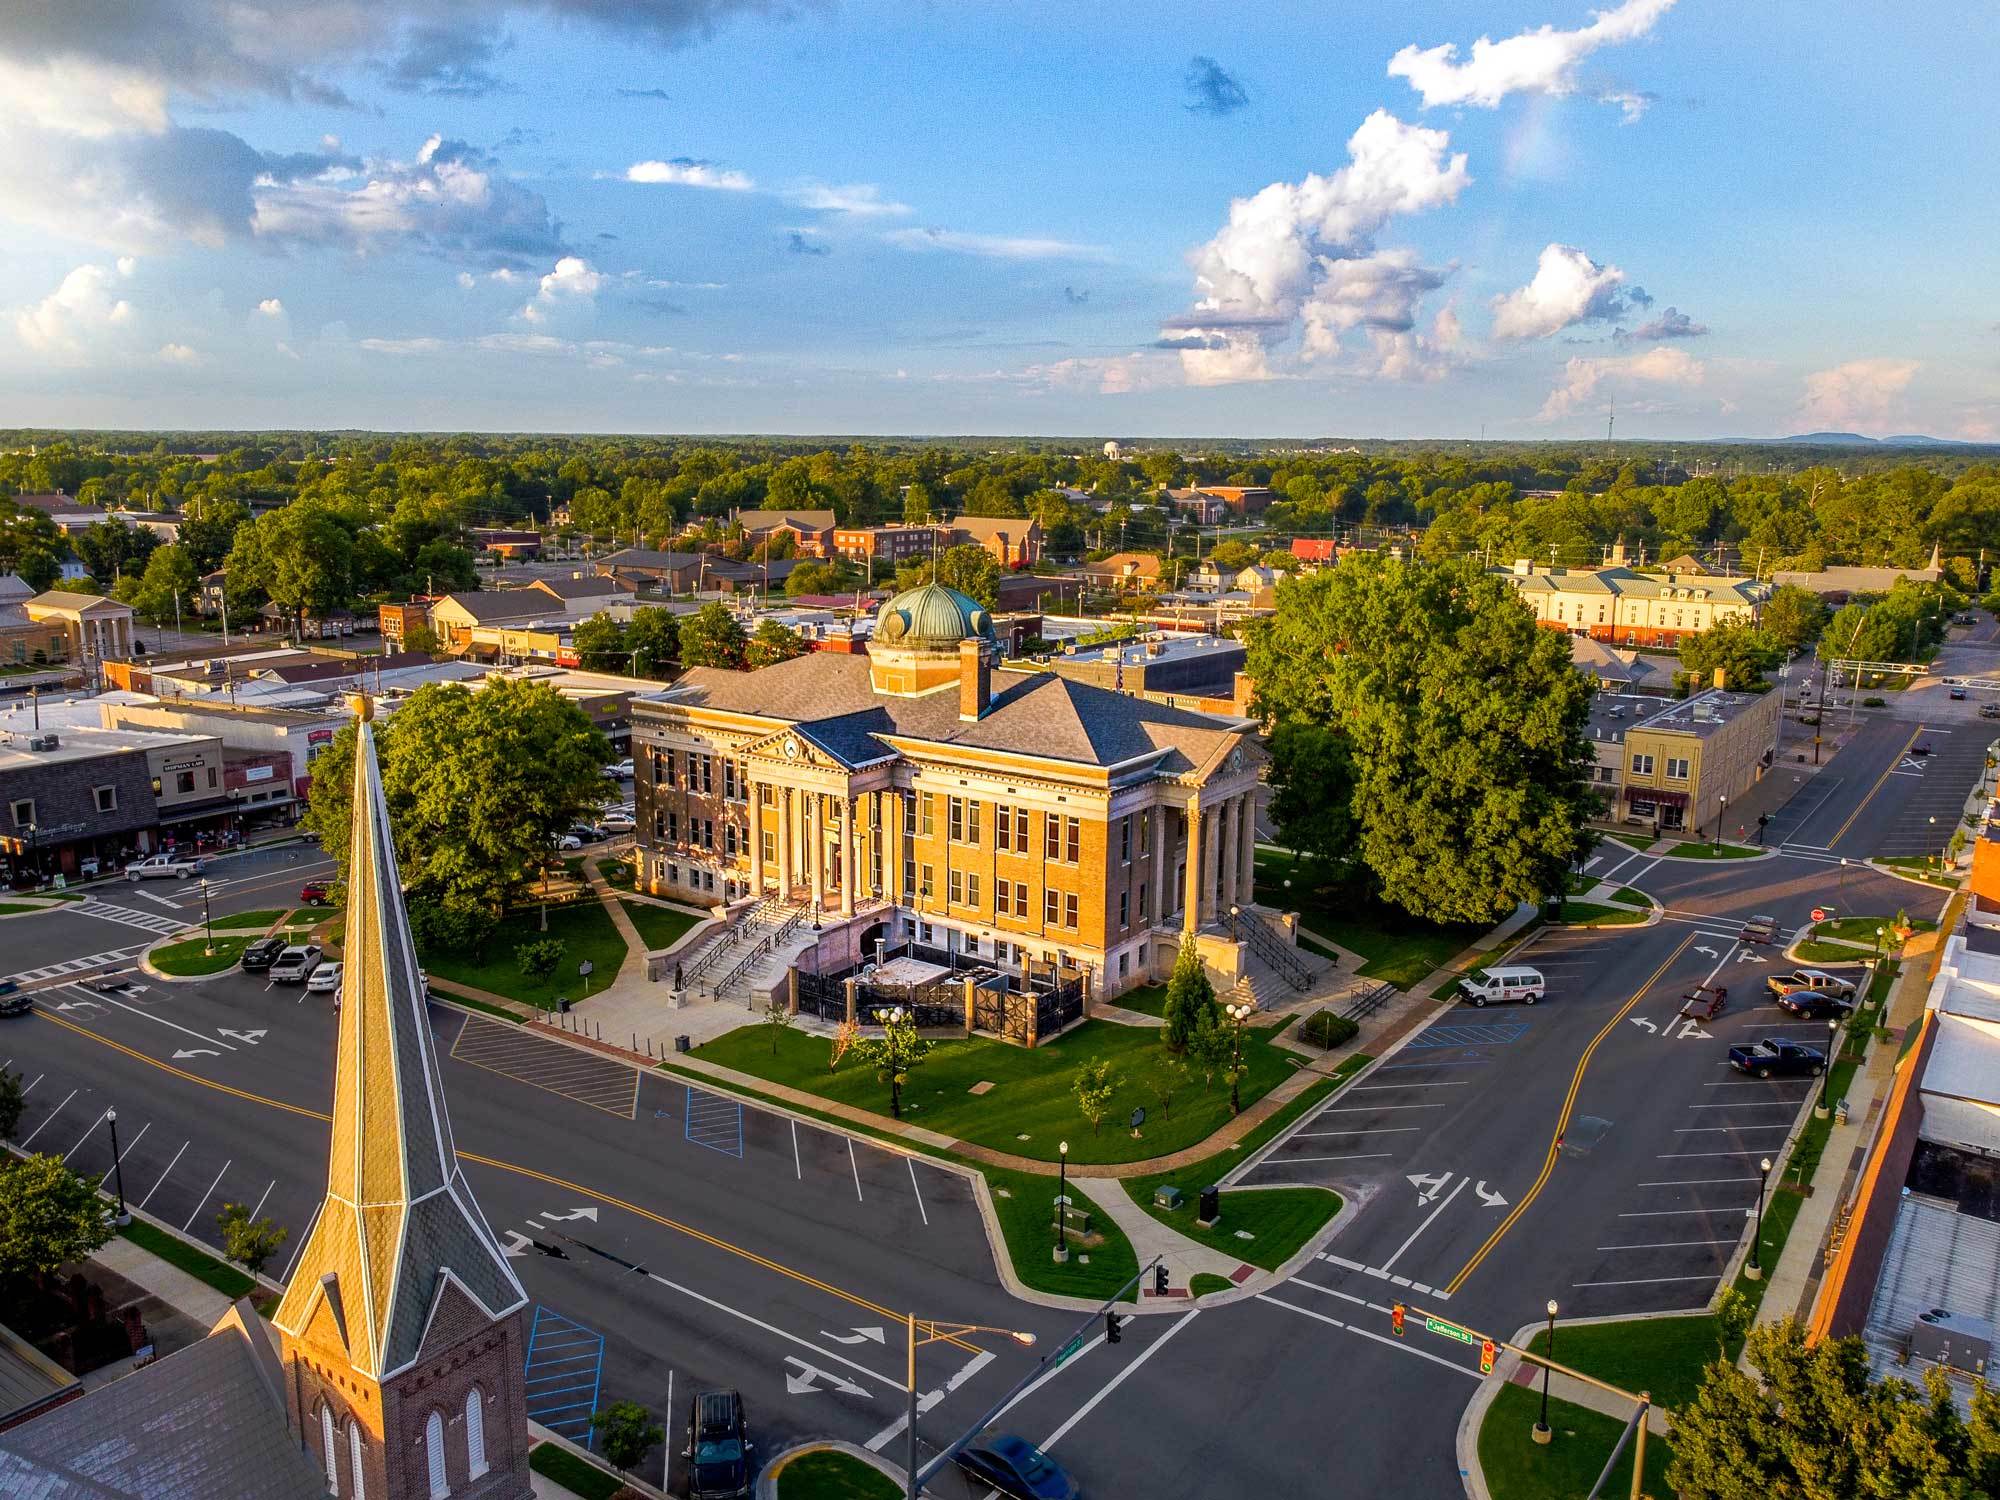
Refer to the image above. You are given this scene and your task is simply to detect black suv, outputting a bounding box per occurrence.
[684,1390,752,1499]
[240,937,286,973]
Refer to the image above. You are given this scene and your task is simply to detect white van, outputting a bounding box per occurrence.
[1457,966,1545,1007]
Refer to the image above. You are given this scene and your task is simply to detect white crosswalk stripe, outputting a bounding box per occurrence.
[2,945,147,985]
[74,898,187,937]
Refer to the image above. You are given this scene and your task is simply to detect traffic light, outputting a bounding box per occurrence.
[1391,1303,1405,1339]
[1479,1338,1497,1375]
[1106,1311,1125,1345]
[1153,1265,1169,1297]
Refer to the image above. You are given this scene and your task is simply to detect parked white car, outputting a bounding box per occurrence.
[269,945,322,983]
[128,852,205,880]
[306,961,343,994]
[606,758,635,779]
[600,811,636,833]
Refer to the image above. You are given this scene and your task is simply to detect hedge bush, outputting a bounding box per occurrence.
[1296,1010,1359,1050]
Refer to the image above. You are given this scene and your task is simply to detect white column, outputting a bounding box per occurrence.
[749,784,766,893]
[1238,791,1257,901]
[1150,805,1167,928]
[808,791,825,909]
[840,796,857,917]
[1220,798,1239,912]
[1200,807,1220,927]
[1176,800,1192,928]
[777,785,794,894]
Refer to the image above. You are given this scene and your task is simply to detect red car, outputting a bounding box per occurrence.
[301,879,333,906]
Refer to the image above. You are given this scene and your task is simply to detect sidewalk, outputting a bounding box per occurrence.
[1092,1178,1251,1290]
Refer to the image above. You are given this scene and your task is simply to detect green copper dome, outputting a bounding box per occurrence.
[875,581,996,649]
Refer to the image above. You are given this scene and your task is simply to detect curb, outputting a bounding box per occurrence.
[755,1438,914,1500]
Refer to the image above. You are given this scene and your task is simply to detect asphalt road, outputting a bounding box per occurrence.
[0,685,1984,1500]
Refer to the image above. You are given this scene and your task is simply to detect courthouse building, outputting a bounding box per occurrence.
[631,582,1273,997]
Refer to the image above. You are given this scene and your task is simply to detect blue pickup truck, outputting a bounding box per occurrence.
[1728,1037,1826,1079]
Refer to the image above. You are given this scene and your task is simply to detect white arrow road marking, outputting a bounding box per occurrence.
[537,1206,599,1223]
[172,1048,222,1059]
[822,1327,887,1346]
[55,1000,104,1013]
[1694,945,1719,959]
[1737,952,1767,965]
[784,1357,870,1399]
[216,1028,267,1045]
[1406,1171,1452,1205]
[499,1231,532,1259]
[1629,1017,1657,1033]
[1474,1181,1507,1208]
[1678,1021,1713,1040]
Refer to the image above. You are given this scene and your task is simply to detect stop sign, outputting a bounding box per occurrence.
[1811,907,1827,922]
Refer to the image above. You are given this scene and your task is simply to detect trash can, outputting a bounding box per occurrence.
[675,1034,691,1054]
[558,997,571,1014]
[1197,1185,1220,1226]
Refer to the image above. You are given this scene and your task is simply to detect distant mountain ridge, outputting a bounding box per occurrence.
[1774,431,1971,447]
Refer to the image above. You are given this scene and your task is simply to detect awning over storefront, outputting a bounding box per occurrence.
[160,797,236,825]
[1625,786,1689,808]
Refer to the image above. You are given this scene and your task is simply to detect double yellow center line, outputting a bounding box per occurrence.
[1442,931,1696,1297]
[30,1008,978,1351]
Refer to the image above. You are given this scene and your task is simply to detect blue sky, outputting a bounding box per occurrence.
[1,1,1993,440]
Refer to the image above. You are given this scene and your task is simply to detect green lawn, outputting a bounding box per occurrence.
[1608,886,1649,908]
[1253,852,1479,989]
[1876,855,1959,887]
[596,855,636,890]
[1111,982,1170,1018]
[1524,1315,1726,1413]
[621,899,702,952]
[777,1449,901,1500]
[1603,830,1657,851]
[1478,1386,1674,1500]
[692,1018,1304,1165]
[528,1443,623,1500]
[1190,1273,1234,1299]
[0,901,46,914]
[1815,914,1933,944]
[1123,1179,1341,1271]
[210,907,285,930]
[1793,939,1871,963]
[419,900,629,1008]
[1558,900,1646,926]
[119,1219,256,1298]
[984,1163,1139,1301]
[1667,841,1762,859]
[149,933,258,975]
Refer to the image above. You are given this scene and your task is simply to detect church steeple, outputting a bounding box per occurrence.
[274,695,533,1499]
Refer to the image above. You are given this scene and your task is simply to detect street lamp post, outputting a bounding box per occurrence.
[106,1107,129,1224]
[1714,793,1728,850]
[1747,1156,1773,1280]
[1054,1140,1069,1264]
[200,876,214,956]
[902,1315,1035,1500]
[1533,1299,1558,1444]
[1930,814,1939,870]
[1224,1001,1253,1115]
[1818,1016,1840,1118]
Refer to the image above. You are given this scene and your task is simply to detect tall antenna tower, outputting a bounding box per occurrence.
[1606,393,1615,443]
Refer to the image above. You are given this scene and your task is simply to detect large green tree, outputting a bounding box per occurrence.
[1264,722,1358,875]
[303,678,611,916]
[1669,1319,2000,1499]
[1246,556,1597,924]
[123,543,198,626]
[745,618,809,668]
[226,499,354,635]
[570,612,629,672]
[1679,620,1782,691]
[0,1154,112,1279]
[676,602,748,669]
[1759,584,1829,654]
[895,543,1000,609]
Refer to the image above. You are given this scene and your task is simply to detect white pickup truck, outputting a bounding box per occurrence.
[126,852,206,880]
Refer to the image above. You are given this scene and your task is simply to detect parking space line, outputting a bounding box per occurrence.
[1317,1103,1444,1114]
[1293,1127,1422,1138]
[906,1157,928,1225]
[1597,1239,1736,1250]
[1348,1081,1469,1091]
[1572,1275,1717,1288]
[1282,1153,1393,1164]
[791,1119,802,1179]
[20,1088,77,1147]
[63,1108,110,1162]
[1656,1150,1771,1159]
[249,1179,277,1220]
[1675,1124,1790,1133]
[1686,1101,1794,1109]
[183,1158,233,1232]
[141,1140,190,1207]
[847,1138,863,1202]
[1618,1207,1752,1218]
[21,1073,41,1093]
[114,1120,150,1163]
[1637,1176,1757,1186]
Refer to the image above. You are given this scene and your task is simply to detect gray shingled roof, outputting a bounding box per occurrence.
[437,590,552,623]
[663,653,1243,772]
[0,1322,325,1500]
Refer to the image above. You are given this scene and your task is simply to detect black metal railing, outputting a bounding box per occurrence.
[1231,907,1316,991]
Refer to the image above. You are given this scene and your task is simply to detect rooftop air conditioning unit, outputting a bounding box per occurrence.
[29,734,59,751]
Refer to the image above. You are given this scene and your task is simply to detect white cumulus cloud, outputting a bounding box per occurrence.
[255,297,284,316]
[1540,343,1703,419]
[788,182,910,216]
[1490,243,1641,339]
[625,158,754,191]
[884,227,1109,261]
[1798,358,1921,432]
[1389,0,1676,113]
[521,255,604,322]
[156,341,199,364]
[14,263,134,355]
[1168,109,1468,384]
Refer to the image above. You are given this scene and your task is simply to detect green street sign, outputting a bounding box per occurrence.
[1424,1316,1479,1346]
[1054,1335,1085,1367]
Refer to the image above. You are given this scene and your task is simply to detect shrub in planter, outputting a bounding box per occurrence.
[1863,695,1886,707]
[1296,1010,1360,1050]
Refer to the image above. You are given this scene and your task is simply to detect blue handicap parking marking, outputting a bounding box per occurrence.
[523,1305,605,1447]
[684,1085,745,1158]
[1406,1022,1532,1050]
